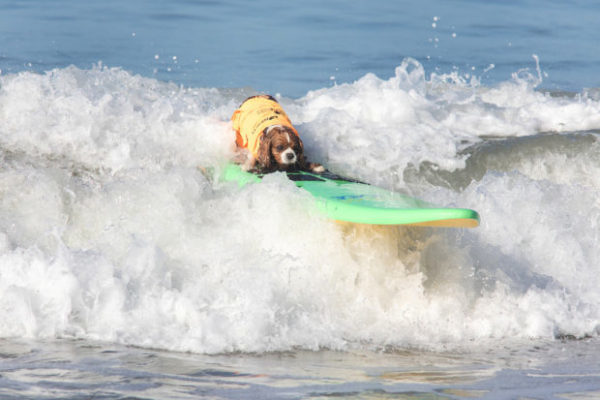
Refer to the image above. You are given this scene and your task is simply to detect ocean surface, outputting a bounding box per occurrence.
[1,0,600,399]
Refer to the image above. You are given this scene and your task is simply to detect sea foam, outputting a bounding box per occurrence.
[0,62,599,353]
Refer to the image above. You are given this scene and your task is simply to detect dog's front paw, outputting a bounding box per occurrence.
[310,163,325,173]
[239,152,257,172]
[241,158,256,172]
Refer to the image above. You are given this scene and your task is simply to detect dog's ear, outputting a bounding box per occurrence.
[293,135,308,170]
[293,135,324,173]
[257,129,274,172]
[297,134,305,153]
[296,152,308,170]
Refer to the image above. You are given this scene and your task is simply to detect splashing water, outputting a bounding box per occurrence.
[0,61,599,355]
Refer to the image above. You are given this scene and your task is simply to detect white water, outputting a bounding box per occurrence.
[1,61,599,354]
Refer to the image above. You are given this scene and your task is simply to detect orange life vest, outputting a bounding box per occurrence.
[231,96,298,158]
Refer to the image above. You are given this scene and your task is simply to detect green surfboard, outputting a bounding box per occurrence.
[222,164,480,228]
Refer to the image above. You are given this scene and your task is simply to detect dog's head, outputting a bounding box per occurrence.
[256,124,305,172]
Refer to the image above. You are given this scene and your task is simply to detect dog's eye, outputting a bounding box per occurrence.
[275,145,285,152]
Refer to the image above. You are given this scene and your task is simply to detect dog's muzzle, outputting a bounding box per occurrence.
[282,149,297,164]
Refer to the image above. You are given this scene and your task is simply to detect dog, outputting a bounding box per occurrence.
[231,95,324,173]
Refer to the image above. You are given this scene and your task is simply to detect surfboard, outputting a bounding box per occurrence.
[222,164,480,228]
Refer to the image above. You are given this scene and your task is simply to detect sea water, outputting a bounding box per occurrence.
[1,0,600,399]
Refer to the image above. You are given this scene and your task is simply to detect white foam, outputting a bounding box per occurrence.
[294,58,600,188]
[0,65,235,172]
[0,63,599,353]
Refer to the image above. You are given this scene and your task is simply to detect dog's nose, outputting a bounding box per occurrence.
[286,152,295,160]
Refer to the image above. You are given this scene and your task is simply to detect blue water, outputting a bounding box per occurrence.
[2,0,599,97]
[1,1,600,399]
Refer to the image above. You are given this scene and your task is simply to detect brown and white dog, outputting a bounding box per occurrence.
[231,95,324,173]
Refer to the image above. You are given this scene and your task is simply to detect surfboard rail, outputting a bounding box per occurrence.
[222,164,480,228]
